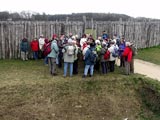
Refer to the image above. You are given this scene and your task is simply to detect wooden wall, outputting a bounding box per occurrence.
[0,21,84,59]
[0,20,160,59]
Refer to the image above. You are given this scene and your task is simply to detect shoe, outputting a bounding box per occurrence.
[82,75,86,78]
[89,75,92,77]
[63,75,66,78]
[53,73,58,76]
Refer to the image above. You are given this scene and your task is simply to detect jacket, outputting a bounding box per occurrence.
[20,38,29,52]
[84,46,96,65]
[122,46,133,62]
[62,44,75,63]
[48,40,59,58]
[30,40,39,51]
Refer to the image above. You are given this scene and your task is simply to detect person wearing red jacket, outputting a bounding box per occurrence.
[30,38,39,60]
[122,42,133,75]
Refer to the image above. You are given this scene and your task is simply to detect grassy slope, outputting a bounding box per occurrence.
[135,45,160,65]
[0,60,160,120]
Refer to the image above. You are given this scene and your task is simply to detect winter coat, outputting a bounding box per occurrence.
[118,43,125,56]
[84,47,96,65]
[38,37,45,50]
[122,46,133,62]
[62,45,75,63]
[108,45,116,61]
[48,40,59,58]
[100,47,107,62]
[20,38,29,52]
[30,40,39,51]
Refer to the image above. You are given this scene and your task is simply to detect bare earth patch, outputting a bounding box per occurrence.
[134,59,160,81]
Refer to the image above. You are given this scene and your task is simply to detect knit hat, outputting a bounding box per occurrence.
[126,42,131,46]
[52,34,57,39]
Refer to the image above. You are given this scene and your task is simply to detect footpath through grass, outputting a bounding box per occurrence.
[135,45,160,65]
[0,59,160,120]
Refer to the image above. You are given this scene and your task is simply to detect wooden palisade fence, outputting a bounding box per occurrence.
[0,20,160,59]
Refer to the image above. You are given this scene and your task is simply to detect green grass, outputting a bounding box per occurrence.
[135,45,160,65]
[0,59,160,120]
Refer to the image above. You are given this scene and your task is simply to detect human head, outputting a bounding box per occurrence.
[126,42,131,47]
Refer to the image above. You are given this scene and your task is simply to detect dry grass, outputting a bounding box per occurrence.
[0,59,159,120]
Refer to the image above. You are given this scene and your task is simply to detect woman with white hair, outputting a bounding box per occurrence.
[62,39,76,77]
[122,42,133,75]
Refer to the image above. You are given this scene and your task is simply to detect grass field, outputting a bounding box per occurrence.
[0,59,160,120]
[135,45,160,65]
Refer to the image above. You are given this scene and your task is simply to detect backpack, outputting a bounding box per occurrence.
[67,45,75,56]
[43,42,51,57]
[104,50,110,60]
[112,46,118,57]
[89,48,97,63]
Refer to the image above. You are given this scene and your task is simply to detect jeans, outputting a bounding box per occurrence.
[109,60,115,72]
[44,56,48,65]
[33,51,38,60]
[84,65,94,76]
[64,62,73,77]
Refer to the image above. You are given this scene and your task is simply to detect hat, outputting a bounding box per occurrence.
[95,40,100,44]
[52,34,57,39]
[126,42,131,46]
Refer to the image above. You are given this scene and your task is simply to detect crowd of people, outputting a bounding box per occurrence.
[20,31,137,77]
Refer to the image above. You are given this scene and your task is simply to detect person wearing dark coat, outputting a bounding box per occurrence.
[20,38,29,61]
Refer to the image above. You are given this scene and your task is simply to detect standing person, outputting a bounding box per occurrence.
[82,39,96,78]
[130,42,137,74]
[30,38,39,60]
[102,30,108,40]
[62,38,75,77]
[20,37,29,61]
[122,42,133,75]
[108,41,117,72]
[57,34,65,68]
[100,42,108,74]
[48,39,59,76]
[43,38,49,65]
[80,34,87,50]
[94,40,102,72]
[38,34,45,59]
[118,39,126,67]
[72,38,79,75]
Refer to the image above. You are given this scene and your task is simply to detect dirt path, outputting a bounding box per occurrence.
[134,59,160,81]
[116,59,160,81]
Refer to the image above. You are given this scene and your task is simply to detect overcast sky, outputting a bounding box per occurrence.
[0,0,160,19]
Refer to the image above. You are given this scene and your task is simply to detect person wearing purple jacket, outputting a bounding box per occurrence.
[118,39,126,67]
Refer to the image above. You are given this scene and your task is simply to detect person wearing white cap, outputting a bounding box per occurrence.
[122,42,133,75]
[38,34,45,58]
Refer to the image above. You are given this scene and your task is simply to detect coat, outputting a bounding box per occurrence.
[20,38,29,52]
[30,40,39,51]
[84,47,96,65]
[62,45,75,63]
[122,46,133,62]
[48,40,59,58]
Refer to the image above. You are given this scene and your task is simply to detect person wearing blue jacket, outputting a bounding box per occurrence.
[82,39,96,78]
[48,39,59,76]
